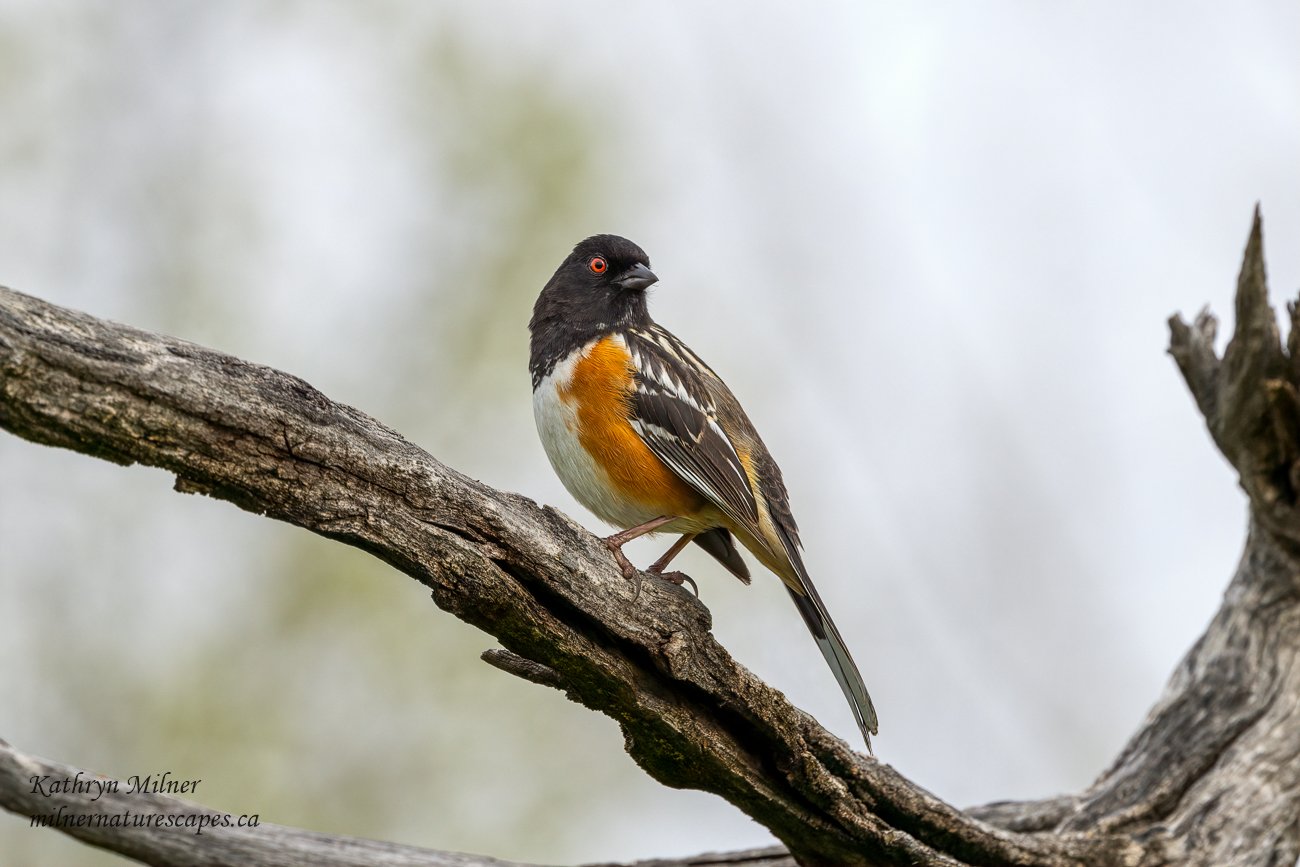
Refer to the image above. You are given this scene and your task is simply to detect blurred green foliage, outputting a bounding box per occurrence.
[0,4,636,864]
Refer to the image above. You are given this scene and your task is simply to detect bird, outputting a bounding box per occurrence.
[528,234,878,751]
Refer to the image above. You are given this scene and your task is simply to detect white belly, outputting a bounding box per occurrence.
[532,345,665,530]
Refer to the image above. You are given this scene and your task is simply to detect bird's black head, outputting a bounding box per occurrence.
[529,234,659,385]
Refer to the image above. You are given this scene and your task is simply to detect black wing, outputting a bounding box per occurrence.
[623,326,878,746]
[623,326,760,536]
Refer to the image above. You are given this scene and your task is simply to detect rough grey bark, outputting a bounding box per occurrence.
[0,209,1297,866]
[0,737,537,867]
[0,737,796,867]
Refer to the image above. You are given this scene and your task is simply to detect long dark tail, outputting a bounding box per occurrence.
[785,582,878,752]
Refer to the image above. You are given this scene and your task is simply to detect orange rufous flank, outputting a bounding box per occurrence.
[561,336,705,518]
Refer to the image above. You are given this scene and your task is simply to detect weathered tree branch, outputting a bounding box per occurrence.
[0,737,531,867]
[1,209,1298,865]
[0,736,792,867]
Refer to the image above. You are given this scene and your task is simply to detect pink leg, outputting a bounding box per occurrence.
[605,515,676,550]
[648,533,693,572]
[603,515,677,583]
[647,534,699,596]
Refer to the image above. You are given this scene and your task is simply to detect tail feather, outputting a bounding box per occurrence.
[785,583,878,752]
[693,528,751,583]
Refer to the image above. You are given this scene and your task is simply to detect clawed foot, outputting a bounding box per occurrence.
[652,570,699,597]
[603,538,644,599]
[602,537,698,600]
[603,537,639,580]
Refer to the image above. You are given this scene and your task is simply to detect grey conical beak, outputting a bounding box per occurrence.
[615,263,658,292]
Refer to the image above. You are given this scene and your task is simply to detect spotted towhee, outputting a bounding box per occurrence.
[529,234,878,750]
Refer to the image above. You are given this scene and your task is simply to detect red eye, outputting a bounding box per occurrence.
[588,256,607,274]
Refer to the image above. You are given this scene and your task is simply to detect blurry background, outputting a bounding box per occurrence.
[1,2,1298,864]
